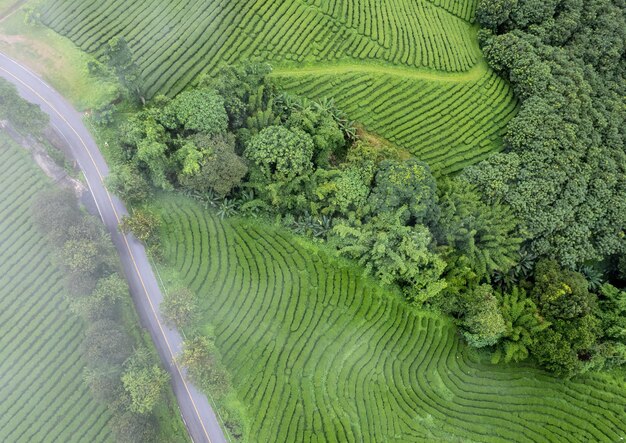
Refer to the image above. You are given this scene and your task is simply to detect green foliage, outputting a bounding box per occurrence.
[0,78,49,135]
[245,125,314,182]
[106,163,152,206]
[179,336,231,399]
[120,208,161,245]
[596,284,626,368]
[492,287,549,363]
[103,36,143,101]
[205,62,275,131]
[122,364,169,414]
[244,125,315,209]
[436,178,523,279]
[178,133,247,198]
[532,260,595,320]
[333,208,447,304]
[82,319,134,368]
[109,411,158,443]
[162,88,228,136]
[287,106,345,167]
[119,89,246,196]
[461,284,506,348]
[529,260,601,377]
[161,287,198,329]
[470,0,626,267]
[368,159,438,227]
[32,188,82,244]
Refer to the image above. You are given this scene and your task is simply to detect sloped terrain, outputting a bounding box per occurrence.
[39,0,517,172]
[156,195,626,443]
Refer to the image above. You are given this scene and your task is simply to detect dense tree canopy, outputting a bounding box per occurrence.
[468,0,626,268]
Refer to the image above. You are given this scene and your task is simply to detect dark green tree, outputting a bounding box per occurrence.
[333,208,447,304]
[492,287,549,363]
[461,284,506,348]
[244,125,315,209]
[103,37,144,102]
[436,178,524,279]
[287,106,345,167]
[368,159,438,227]
[178,133,247,197]
[161,88,228,136]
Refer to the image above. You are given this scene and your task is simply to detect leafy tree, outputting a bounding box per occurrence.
[492,287,549,363]
[476,0,516,30]
[287,106,345,167]
[204,62,275,131]
[161,287,197,328]
[368,159,438,227]
[0,78,49,135]
[70,274,127,321]
[122,364,169,414]
[245,125,315,209]
[31,188,81,245]
[529,260,601,376]
[103,37,143,102]
[531,315,601,377]
[312,167,370,218]
[241,84,280,139]
[179,336,231,398]
[245,125,314,182]
[436,178,524,279]
[178,133,248,197]
[470,0,626,268]
[110,411,157,443]
[333,208,447,304]
[84,366,124,404]
[161,88,228,136]
[461,284,506,348]
[595,284,626,368]
[106,163,152,206]
[82,319,133,368]
[120,208,161,244]
[532,260,595,320]
[61,238,100,274]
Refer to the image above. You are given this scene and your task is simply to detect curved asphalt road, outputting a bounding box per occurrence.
[0,52,227,443]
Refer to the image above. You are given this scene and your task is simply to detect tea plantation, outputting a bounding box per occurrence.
[156,195,626,442]
[38,0,517,172]
[0,139,112,442]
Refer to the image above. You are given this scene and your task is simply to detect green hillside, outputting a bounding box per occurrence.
[0,139,113,442]
[155,195,626,442]
[38,0,517,173]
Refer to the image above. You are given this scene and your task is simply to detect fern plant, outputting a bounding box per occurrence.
[492,287,550,364]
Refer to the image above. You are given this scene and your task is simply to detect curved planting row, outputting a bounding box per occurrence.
[273,66,517,174]
[156,195,626,442]
[0,141,112,443]
[423,0,478,22]
[40,0,482,97]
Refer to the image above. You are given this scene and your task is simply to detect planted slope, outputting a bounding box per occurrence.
[157,195,626,442]
[40,0,516,173]
[273,64,516,173]
[0,140,112,443]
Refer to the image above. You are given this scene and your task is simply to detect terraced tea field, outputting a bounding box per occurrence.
[156,195,626,442]
[39,0,517,172]
[0,139,112,442]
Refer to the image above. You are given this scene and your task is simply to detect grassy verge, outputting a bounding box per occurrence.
[0,4,117,110]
